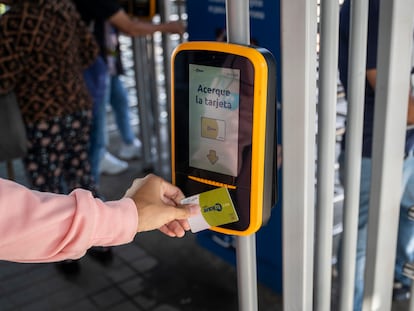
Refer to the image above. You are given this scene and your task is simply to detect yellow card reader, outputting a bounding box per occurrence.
[171,41,277,236]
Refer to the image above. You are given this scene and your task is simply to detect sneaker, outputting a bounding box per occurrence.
[393,281,411,301]
[99,151,128,175]
[119,138,142,160]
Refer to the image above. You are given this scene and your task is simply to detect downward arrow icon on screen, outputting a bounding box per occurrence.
[207,150,219,164]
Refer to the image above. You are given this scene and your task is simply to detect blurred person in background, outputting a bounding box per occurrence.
[0,0,101,274]
[105,24,142,161]
[0,1,99,203]
[73,0,185,181]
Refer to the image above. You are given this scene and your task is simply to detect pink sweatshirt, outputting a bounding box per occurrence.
[0,178,138,263]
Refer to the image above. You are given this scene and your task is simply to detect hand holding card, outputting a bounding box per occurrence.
[181,187,239,233]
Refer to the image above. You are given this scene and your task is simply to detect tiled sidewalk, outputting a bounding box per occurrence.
[0,219,281,311]
[0,243,158,311]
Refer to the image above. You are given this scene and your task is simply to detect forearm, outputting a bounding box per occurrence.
[109,10,184,37]
[128,21,167,36]
[0,178,138,263]
[108,10,155,36]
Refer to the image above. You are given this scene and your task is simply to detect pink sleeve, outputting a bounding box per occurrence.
[0,178,138,263]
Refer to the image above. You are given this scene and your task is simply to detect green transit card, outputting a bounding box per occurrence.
[181,187,239,233]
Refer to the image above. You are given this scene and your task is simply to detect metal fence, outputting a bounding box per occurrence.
[120,0,414,309]
[282,0,414,310]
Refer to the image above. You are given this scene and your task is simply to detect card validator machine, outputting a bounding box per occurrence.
[171,42,277,236]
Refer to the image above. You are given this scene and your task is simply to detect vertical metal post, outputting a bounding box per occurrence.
[225,1,258,311]
[363,0,414,310]
[147,33,164,176]
[158,0,170,109]
[235,236,258,311]
[132,37,153,169]
[281,0,318,310]
[339,0,369,310]
[314,0,339,309]
[226,0,250,46]
[160,0,179,180]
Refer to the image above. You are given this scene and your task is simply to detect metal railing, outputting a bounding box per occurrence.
[282,0,414,310]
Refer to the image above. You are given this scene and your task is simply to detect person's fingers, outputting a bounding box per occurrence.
[136,203,197,234]
[163,221,186,237]
[177,218,191,231]
[159,224,177,237]
[126,175,186,208]
[124,174,199,236]
[158,222,190,238]
[160,180,185,206]
[161,192,181,207]
[156,206,197,237]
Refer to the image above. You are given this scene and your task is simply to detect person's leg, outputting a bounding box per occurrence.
[354,158,371,311]
[90,104,108,183]
[108,74,141,160]
[23,120,66,194]
[338,153,372,311]
[395,156,414,287]
[63,110,100,198]
[84,58,130,178]
[83,57,109,183]
[109,75,135,144]
[96,74,129,174]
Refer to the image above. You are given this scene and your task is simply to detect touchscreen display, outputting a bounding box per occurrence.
[188,64,240,177]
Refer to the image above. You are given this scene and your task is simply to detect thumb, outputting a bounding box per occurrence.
[173,204,199,220]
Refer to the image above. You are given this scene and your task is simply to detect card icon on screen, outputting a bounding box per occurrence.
[201,117,225,141]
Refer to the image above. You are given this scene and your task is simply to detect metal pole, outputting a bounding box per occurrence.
[146,34,164,176]
[314,0,339,309]
[225,1,258,311]
[281,0,318,309]
[226,0,250,46]
[132,37,153,169]
[236,236,258,311]
[159,0,174,180]
[338,0,369,310]
[363,0,414,309]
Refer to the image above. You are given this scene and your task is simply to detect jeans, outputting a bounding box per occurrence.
[338,153,414,311]
[83,56,109,183]
[395,155,414,285]
[107,75,135,144]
